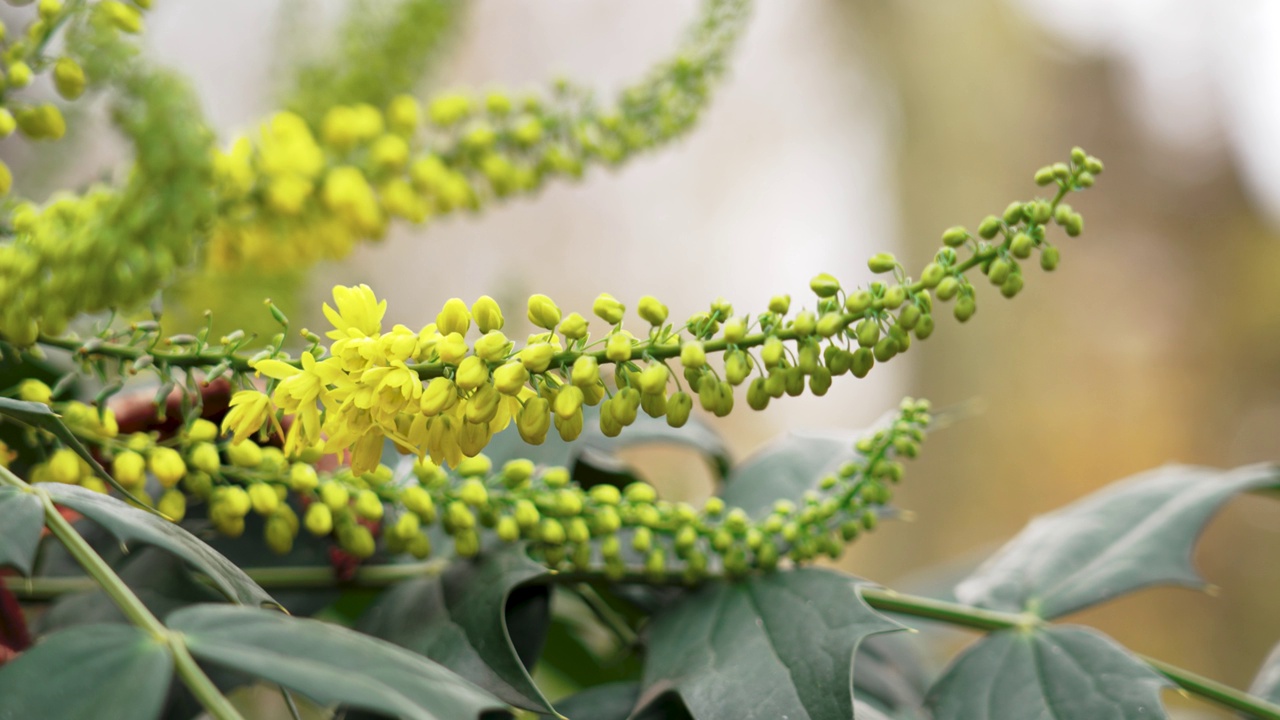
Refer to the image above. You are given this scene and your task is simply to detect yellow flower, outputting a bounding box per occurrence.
[221,390,276,444]
[323,284,386,340]
[254,351,342,456]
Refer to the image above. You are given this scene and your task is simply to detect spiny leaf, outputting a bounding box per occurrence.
[0,624,173,720]
[0,487,44,576]
[169,604,510,720]
[641,568,901,720]
[0,397,151,509]
[357,545,553,713]
[955,463,1279,618]
[925,625,1168,719]
[42,484,277,609]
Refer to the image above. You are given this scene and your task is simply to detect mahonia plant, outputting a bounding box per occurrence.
[1,3,1278,720]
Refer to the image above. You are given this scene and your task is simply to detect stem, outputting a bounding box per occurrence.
[0,466,244,720]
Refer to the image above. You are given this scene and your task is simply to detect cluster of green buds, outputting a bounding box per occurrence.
[203,0,751,272]
[0,1,212,343]
[13,363,930,578]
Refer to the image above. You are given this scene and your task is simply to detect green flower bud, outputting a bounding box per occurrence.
[747,377,770,410]
[1000,272,1024,299]
[988,258,1012,286]
[867,253,898,274]
[936,277,960,301]
[809,367,832,396]
[1063,213,1083,237]
[816,312,844,338]
[1002,201,1025,225]
[792,311,816,337]
[843,291,871,315]
[977,216,1002,240]
[768,295,791,314]
[942,226,970,248]
[592,293,625,324]
[851,348,874,378]
[810,273,841,298]
[855,319,880,348]
[605,332,632,362]
[638,364,670,395]
[1085,156,1104,174]
[873,337,898,363]
[954,294,976,322]
[1040,245,1060,271]
[914,314,935,340]
[666,392,692,428]
[517,397,552,445]
[723,316,747,344]
[898,304,922,331]
[881,286,905,310]
[638,295,669,325]
[1010,232,1034,259]
[784,367,805,397]
[724,351,750,386]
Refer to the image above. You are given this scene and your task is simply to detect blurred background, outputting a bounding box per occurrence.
[28,0,1280,715]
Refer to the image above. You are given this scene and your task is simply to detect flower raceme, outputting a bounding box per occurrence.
[221,149,1101,474]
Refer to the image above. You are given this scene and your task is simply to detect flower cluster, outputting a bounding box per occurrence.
[203,0,751,272]
[215,150,1099,475]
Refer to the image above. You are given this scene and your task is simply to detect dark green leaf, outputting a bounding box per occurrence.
[0,623,173,720]
[36,549,223,635]
[358,545,553,713]
[854,633,931,719]
[1250,641,1280,702]
[42,483,277,608]
[721,431,855,517]
[641,568,900,720]
[555,681,641,720]
[956,463,1280,618]
[926,625,1168,719]
[170,604,509,720]
[0,486,43,575]
[0,397,147,505]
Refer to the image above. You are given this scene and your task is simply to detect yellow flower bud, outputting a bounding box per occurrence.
[53,57,86,100]
[517,397,552,444]
[421,377,458,416]
[354,489,384,520]
[305,502,333,536]
[148,447,187,488]
[387,94,421,134]
[158,489,186,522]
[810,273,841,298]
[7,61,32,89]
[247,483,278,515]
[725,351,751,386]
[553,385,585,420]
[520,343,556,373]
[559,312,589,340]
[473,331,510,363]
[289,463,319,492]
[455,355,490,391]
[723,317,746,344]
[571,356,599,388]
[638,364,669,395]
[680,341,706,368]
[112,450,146,488]
[225,440,262,468]
[185,419,218,443]
[592,293,625,324]
[18,379,52,404]
[769,295,791,315]
[472,295,504,332]
[220,486,252,517]
[371,134,409,169]
[47,448,81,484]
[437,298,471,336]
[402,485,437,522]
[638,296,669,325]
[527,294,562,329]
[189,442,221,474]
[493,361,529,395]
[605,332,632,363]
[666,392,692,428]
[496,516,520,542]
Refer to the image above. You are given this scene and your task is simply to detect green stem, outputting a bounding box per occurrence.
[0,466,244,720]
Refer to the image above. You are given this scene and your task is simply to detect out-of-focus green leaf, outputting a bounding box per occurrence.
[641,568,900,720]
[171,604,509,720]
[357,545,552,713]
[0,623,173,720]
[854,633,931,719]
[720,431,855,517]
[956,463,1279,618]
[925,626,1168,719]
[0,486,43,575]
[554,681,641,720]
[1251,641,1280,702]
[42,484,277,608]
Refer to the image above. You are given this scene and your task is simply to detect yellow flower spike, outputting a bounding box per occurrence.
[519,343,556,373]
[323,284,386,340]
[455,356,490,391]
[148,447,187,488]
[437,298,471,336]
[638,296,669,325]
[527,294,562,330]
[387,94,420,135]
[221,390,276,445]
[474,331,511,363]
[472,296,504,333]
[493,361,529,395]
[593,293,626,324]
[437,332,469,364]
[606,332,633,363]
